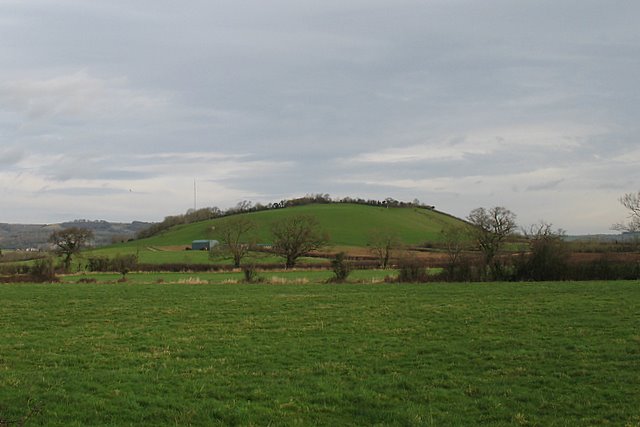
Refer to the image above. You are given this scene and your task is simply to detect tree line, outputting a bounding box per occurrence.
[5,190,640,283]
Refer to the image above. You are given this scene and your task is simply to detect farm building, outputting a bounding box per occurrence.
[191,240,219,251]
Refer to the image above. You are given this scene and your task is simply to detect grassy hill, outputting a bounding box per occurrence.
[87,204,468,264]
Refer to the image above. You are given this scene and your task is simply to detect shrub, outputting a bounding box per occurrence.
[439,255,483,282]
[87,257,111,272]
[242,265,259,283]
[111,254,138,279]
[514,223,570,281]
[397,254,429,283]
[566,257,640,281]
[330,252,352,282]
[29,257,57,282]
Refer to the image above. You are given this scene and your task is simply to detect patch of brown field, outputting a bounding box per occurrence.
[157,245,192,251]
[315,246,457,267]
[568,252,640,263]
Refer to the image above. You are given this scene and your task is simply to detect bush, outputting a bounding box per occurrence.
[0,263,21,276]
[29,257,57,282]
[397,254,429,283]
[87,257,111,272]
[514,224,570,281]
[566,257,640,281]
[439,256,483,282]
[86,254,138,277]
[242,265,259,283]
[111,254,139,279]
[330,252,352,282]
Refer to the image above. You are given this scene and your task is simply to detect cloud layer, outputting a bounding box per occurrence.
[1,0,639,233]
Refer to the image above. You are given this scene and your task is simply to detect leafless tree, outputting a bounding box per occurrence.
[271,215,328,268]
[612,191,640,232]
[368,229,401,269]
[467,206,517,277]
[49,227,94,271]
[440,225,470,274]
[217,216,256,267]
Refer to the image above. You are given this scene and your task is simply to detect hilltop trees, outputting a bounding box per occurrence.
[49,227,94,271]
[137,207,222,239]
[272,215,328,268]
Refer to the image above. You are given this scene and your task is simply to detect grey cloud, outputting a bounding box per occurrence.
[0,71,169,122]
[37,187,130,197]
[0,0,639,233]
[526,179,565,192]
[0,148,25,166]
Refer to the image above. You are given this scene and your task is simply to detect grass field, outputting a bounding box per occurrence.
[1,281,638,426]
[59,269,396,285]
[81,204,467,266]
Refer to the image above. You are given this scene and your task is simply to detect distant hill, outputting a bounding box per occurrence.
[0,220,151,249]
[113,203,468,249]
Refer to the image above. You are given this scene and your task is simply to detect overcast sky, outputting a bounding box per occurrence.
[1,0,639,233]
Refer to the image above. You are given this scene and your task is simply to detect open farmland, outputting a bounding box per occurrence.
[83,204,467,266]
[1,281,638,426]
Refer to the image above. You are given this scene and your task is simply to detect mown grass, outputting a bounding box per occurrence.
[1,281,638,426]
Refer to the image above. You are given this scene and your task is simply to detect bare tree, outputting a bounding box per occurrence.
[368,229,401,269]
[440,225,470,276]
[467,207,517,277]
[271,215,328,268]
[49,227,94,271]
[216,216,256,267]
[612,192,640,232]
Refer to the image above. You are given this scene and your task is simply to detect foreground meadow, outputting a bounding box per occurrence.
[1,281,638,426]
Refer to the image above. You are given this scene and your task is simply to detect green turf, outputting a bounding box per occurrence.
[1,281,638,425]
[83,204,467,267]
[60,269,395,285]
[115,204,465,248]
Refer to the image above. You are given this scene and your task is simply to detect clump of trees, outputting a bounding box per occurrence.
[515,222,569,281]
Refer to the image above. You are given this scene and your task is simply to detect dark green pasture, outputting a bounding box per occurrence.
[1,281,638,426]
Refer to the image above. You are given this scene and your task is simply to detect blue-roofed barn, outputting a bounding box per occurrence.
[191,240,219,251]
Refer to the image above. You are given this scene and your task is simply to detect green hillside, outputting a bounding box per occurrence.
[87,204,468,264]
[132,204,463,246]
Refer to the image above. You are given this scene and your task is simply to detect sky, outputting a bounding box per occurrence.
[0,0,639,234]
